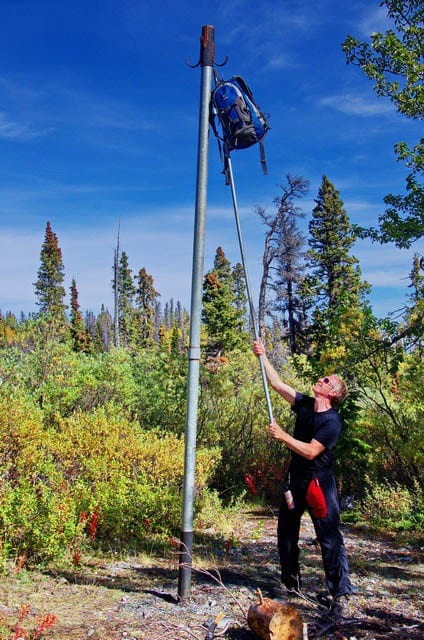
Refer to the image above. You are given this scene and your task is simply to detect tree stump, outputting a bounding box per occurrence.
[247,591,303,640]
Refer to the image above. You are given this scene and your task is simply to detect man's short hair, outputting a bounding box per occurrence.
[332,376,348,406]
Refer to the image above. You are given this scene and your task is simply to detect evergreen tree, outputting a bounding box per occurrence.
[170,323,182,354]
[302,176,370,362]
[232,262,249,332]
[154,301,162,342]
[69,279,91,352]
[113,224,120,348]
[162,298,176,331]
[163,301,171,329]
[403,254,424,351]
[202,247,246,356]
[156,300,189,352]
[116,251,136,347]
[175,300,183,327]
[85,310,98,346]
[408,254,424,306]
[0,312,18,346]
[169,298,175,325]
[34,221,67,323]
[158,323,167,346]
[174,300,189,350]
[256,175,310,338]
[95,305,113,351]
[135,267,160,347]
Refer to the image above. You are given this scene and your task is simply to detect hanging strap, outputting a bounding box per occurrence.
[259,140,268,175]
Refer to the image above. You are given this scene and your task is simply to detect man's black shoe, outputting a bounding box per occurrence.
[268,576,302,600]
[285,587,302,599]
[328,594,349,622]
[314,591,332,608]
[284,573,302,592]
[267,580,286,599]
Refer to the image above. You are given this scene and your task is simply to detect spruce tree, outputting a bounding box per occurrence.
[116,251,136,347]
[70,278,91,352]
[174,300,189,350]
[135,267,160,347]
[232,262,249,332]
[303,176,370,361]
[95,305,113,351]
[113,225,120,348]
[408,255,424,306]
[0,312,18,346]
[34,221,67,323]
[202,247,246,356]
[85,310,97,343]
[404,254,424,351]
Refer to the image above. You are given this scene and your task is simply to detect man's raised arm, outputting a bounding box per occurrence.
[253,339,296,406]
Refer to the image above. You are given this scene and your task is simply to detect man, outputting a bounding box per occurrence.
[253,339,352,620]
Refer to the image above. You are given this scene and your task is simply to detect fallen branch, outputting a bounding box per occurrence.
[172,539,246,619]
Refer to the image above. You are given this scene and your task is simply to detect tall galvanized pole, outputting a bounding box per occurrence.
[178,25,215,600]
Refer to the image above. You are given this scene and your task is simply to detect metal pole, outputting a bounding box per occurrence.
[178,25,215,601]
[225,153,274,423]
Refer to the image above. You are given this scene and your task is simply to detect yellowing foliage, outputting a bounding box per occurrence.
[0,397,221,561]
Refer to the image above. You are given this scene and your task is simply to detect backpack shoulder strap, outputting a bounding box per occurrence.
[232,75,254,101]
[233,75,268,174]
[209,84,225,162]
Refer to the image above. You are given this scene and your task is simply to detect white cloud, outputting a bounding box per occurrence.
[0,75,162,147]
[0,230,40,313]
[354,239,422,288]
[357,5,390,37]
[54,87,159,132]
[264,54,295,70]
[0,111,44,140]
[2,213,422,319]
[318,94,393,117]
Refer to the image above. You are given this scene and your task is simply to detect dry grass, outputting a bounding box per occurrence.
[0,508,423,639]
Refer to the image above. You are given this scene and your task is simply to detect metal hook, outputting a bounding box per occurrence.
[185,55,228,69]
[215,55,229,67]
[186,25,228,69]
[185,58,201,68]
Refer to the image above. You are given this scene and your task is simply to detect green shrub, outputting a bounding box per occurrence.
[361,480,423,533]
[49,406,221,548]
[131,349,187,432]
[0,396,221,562]
[196,349,292,500]
[1,478,86,562]
[0,395,86,562]
[0,343,140,422]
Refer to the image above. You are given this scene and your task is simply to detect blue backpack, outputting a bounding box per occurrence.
[210,75,270,174]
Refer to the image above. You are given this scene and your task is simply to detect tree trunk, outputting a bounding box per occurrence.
[247,593,303,640]
[113,224,120,348]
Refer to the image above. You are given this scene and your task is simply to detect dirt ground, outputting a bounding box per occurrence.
[0,508,423,640]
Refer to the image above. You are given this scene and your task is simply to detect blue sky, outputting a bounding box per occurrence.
[1,0,422,320]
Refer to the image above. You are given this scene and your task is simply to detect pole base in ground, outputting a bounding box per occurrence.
[177,530,193,600]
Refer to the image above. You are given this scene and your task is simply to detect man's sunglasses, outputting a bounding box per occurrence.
[323,377,336,389]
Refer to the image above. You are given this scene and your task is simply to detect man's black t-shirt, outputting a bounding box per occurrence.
[289,392,342,479]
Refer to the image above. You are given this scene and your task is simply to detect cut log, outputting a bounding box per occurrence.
[247,593,303,640]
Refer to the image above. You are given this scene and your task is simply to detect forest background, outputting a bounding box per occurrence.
[0,0,423,566]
